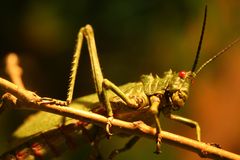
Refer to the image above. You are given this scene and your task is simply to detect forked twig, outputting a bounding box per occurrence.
[0,77,239,160]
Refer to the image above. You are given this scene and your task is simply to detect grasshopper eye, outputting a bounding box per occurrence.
[178,70,186,79]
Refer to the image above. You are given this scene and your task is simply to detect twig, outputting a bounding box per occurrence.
[0,77,240,160]
[5,53,25,89]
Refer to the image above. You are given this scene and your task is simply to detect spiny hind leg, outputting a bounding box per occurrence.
[55,25,131,135]
[39,25,107,108]
[39,25,137,136]
[149,96,162,154]
[38,25,112,137]
[39,25,85,106]
[39,97,69,106]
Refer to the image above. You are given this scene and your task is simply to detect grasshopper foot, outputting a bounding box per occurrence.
[199,143,221,157]
[154,133,162,154]
[106,117,113,139]
[208,143,221,149]
[39,97,68,106]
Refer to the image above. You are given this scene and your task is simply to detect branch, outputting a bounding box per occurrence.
[5,53,25,89]
[0,77,240,160]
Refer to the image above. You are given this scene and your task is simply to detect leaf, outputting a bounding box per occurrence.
[12,93,99,139]
[0,93,101,159]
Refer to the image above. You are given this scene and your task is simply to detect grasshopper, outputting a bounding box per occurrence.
[38,5,239,159]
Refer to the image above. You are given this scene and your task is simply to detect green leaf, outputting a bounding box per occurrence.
[12,93,99,139]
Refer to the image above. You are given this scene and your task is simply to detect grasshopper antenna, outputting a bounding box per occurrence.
[191,5,207,72]
[196,37,240,75]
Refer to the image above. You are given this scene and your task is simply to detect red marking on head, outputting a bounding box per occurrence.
[178,70,186,79]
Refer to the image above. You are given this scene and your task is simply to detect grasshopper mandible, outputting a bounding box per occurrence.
[39,5,240,158]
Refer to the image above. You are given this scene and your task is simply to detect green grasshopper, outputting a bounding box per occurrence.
[35,5,239,159]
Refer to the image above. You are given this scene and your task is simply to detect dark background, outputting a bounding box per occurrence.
[0,0,240,159]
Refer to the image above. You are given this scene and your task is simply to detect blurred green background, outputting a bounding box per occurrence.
[0,0,240,159]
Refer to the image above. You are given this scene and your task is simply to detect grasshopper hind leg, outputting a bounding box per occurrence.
[39,97,69,106]
[38,25,114,137]
[39,25,139,137]
[39,34,82,107]
[38,25,85,107]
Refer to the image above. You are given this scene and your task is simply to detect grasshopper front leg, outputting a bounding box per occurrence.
[149,96,162,154]
[166,114,201,141]
[163,95,201,141]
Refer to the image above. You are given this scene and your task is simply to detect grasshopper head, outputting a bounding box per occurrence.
[168,4,240,110]
[166,5,205,111]
[166,70,195,110]
[141,70,195,111]
[142,5,239,112]
[167,5,240,110]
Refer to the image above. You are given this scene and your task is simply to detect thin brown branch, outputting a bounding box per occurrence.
[0,77,240,160]
[5,53,25,89]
